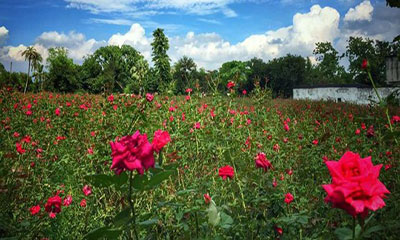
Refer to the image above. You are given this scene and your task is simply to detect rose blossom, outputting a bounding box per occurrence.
[82,185,92,196]
[284,193,294,204]
[204,194,211,204]
[44,195,62,218]
[146,93,154,102]
[30,205,41,215]
[218,165,234,180]
[152,130,171,153]
[110,131,155,175]
[322,151,390,218]
[255,152,273,172]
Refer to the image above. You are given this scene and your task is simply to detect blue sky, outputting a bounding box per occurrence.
[0,0,399,71]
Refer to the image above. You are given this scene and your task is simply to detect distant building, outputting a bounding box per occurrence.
[386,55,400,86]
[293,84,400,105]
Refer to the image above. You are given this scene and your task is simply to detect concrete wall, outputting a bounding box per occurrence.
[293,87,400,105]
[386,57,400,85]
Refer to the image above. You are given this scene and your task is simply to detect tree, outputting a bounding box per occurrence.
[219,60,251,93]
[246,58,268,91]
[21,46,42,94]
[32,63,46,92]
[46,47,79,92]
[173,56,197,94]
[80,45,148,94]
[346,37,399,86]
[313,42,348,83]
[151,28,172,92]
[265,54,306,98]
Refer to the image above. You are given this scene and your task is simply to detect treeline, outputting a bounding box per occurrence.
[0,28,399,97]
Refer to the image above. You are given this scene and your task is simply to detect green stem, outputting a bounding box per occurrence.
[128,171,139,240]
[158,150,163,167]
[367,71,382,103]
[353,217,356,240]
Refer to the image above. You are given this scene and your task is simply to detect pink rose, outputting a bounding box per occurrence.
[110,131,155,175]
[255,152,273,172]
[322,151,390,217]
[82,185,92,196]
[218,165,234,180]
[146,93,154,102]
[152,130,171,153]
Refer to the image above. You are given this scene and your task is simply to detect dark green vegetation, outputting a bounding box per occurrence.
[1,31,399,98]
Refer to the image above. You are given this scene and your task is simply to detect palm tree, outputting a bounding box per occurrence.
[21,46,42,94]
[32,63,45,91]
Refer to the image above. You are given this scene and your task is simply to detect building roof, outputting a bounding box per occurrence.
[293,83,371,89]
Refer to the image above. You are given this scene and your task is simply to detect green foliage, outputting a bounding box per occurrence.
[151,28,172,92]
[173,56,197,94]
[46,47,80,92]
[21,46,42,93]
[219,60,251,92]
[79,45,149,94]
[265,54,306,97]
[312,42,349,84]
[346,37,399,86]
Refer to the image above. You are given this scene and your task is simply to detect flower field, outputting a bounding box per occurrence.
[1,88,399,239]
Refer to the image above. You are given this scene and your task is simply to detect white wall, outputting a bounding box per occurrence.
[293,87,400,105]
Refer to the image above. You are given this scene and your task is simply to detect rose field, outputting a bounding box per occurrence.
[1,88,400,239]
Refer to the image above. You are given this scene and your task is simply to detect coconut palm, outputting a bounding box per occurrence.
[32,63,45,91]
[21,46,42,94]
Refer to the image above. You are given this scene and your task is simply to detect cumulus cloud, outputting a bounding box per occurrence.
[0,26,9,45]
[65,0,238,17]
[344,0,373,22]
[2,1,399,73]
[35,31,106,62]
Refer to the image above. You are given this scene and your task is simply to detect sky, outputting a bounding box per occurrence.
[0,0,399,72]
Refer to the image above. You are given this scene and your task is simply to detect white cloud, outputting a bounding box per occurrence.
[35,31,106,61]
[65,0,238,17]
[0,26,9,45]
[89,18,134,26]
[344,0,373,22]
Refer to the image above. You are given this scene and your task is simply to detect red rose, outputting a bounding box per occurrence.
[80,199,87,208]
[361,59,368,69]
[30,205,41,215]
[322,151,390,217]
[255,152,273,172]
[204,193,211,204]
[284,192,294,204]
[63,195,72,206]
[152,130,171,153]
[44,195,62,218]
[110,131,155,175]
[218,165,234,180]
[227,81,235,89]
[185,88,193,93]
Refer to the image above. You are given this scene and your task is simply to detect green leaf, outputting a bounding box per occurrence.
[138,218,159,227]
[132,174,148,190]
[334,227,353,240]
[84,226,122,240]
[85,172,128,188]
[113,208,131,227]
[219,212,233,229]
[362,225,384,238]
[145,170,174,190]
[176,189,196,195]
[207,200,220,227]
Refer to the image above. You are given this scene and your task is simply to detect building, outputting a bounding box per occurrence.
[386,55,400,86]
[293,84,400,105]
